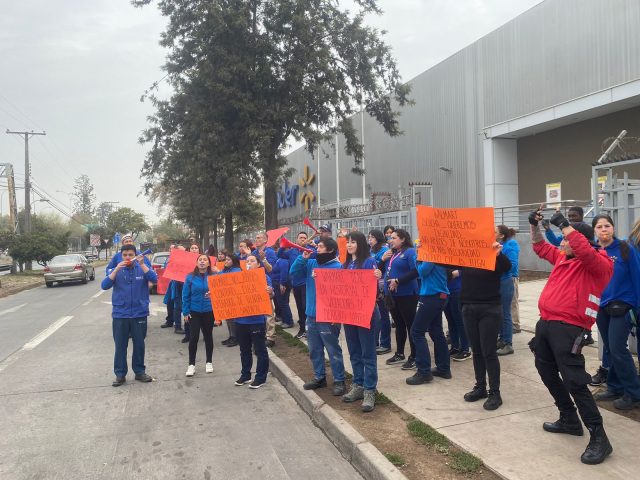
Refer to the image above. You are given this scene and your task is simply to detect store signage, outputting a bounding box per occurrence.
[278,164,316,211]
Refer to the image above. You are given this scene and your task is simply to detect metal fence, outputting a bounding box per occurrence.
[493,200,593,232]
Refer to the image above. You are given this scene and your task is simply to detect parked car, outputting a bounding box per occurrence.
[83,249,98,260]
[149,251,170,294]
[44,254,95,287]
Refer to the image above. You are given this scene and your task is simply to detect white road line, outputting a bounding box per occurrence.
[0,303,27,317]
[92,290,106,298]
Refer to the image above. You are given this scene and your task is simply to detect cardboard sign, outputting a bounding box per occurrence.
[156,268,170,295]
[163,249,217,282]
[315,269,377,329]
[266,227,290,247]
[416,206,496,271]
[338,236,347,264]
[207,268,272,321]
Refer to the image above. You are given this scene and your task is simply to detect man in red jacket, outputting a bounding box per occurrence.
[529,208,613,465]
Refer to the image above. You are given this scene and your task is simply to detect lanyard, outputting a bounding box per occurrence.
[387,251,402,273]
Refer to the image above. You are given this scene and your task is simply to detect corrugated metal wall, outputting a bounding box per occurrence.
[280,0,640,220]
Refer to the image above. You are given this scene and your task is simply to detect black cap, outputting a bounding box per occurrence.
[319,224,332,233]
[571,222,595,244]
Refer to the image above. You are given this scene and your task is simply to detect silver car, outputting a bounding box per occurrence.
[44,254,95,287]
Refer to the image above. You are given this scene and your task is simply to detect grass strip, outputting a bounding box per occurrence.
[384,453,406,467]
[276,325,309,353]
[448,450,484,473]
[407,419,450,449]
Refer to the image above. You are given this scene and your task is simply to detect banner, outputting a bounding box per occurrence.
[162,249,217,282]
[315,269,377,328]
[338,236,347,264]
[266,227,290,247]
[156,268,170,296]
[416,206,496,271]
[207,269,272,321]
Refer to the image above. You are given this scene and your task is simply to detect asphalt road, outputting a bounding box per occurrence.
[0,268,362,479]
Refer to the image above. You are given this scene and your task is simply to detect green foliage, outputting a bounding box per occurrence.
[375,391,391,405]
[276,325,309,353]
[407,419,450,449]
[448,450,484,473]
[72,174,96,216]
[8,232,68,268]
[106,208,149,238]
[383,453,406,467]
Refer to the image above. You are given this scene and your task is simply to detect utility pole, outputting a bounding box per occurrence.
[6,129,46,270]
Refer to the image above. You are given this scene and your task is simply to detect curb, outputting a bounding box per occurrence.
[0,280,44,299]
[269,352,408,480]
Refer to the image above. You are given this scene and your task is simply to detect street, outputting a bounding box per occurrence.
[0,267,362,480]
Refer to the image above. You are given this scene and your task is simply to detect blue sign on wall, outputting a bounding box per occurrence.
[277,180,299,209]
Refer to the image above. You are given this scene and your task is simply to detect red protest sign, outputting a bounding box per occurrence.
[315,269,377,329]
[266,227,290,247]
[208,268,272,321]
[156,268,170,295]
[162,249,217,282]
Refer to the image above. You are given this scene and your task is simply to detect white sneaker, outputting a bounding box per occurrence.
[205,362,213,373]
[186,365,195,377]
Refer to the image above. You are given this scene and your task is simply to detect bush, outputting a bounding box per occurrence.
[8,232,68,269]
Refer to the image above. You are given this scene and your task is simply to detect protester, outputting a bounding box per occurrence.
[290,237,346,395]
[368,229,391,355]
[272,247,294,328]
[543,206,584,246]
[290,232,309,338]
[341,232,382,412]
[529,208,613,465]
[216,254,240,347]
[182,254,217,377]
[383,225,395,247]
[496,225,519,356]
[106,234,151,274]
[252,232,278,347]
[588,214,640,410]
[626,218,640,362]
[102,244,157,387]
[406,257,450,385]
[459,242,511,411]
[381,229,418,369]
[444,268,471,361]
[231,255,273,389]
[237,240,252,260]
[171,245,188,341]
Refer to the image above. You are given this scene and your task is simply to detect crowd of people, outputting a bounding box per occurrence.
[101,207,640,466]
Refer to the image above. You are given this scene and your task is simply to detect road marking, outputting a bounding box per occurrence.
[102,301,112,305]
[92,290,106,298]
[0,303,27,317]
[0,316,73,372]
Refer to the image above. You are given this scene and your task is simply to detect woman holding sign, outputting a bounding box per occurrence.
[182,254,218,377]
[342,232,382,412]
[369,229,392,355]
[216,254,241,347]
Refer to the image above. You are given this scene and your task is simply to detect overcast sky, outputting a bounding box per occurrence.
[0,0,542,224]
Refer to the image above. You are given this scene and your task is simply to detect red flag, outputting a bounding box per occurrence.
[266,227,290,247]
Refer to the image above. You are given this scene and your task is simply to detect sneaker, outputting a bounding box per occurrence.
[406,372,434,385]
[303,377,327,390]
[513,327,522,334]
[376,346,392,355]
[234,376,252,386]
[385,353,405,365]
[483,391,503,410]
[361,389,376,412]
[181,337,189,343]
[250,379,266,389]
[497,343,514,356]
[401,359,416,370]
[294,330,306,339]
[186,365,195,377]
[448,347,460,356]
[332,381,346,396]
[226,337,238,347]
[205,362,213,374]
[221,337,231,345]
[134,373,153,383]
[613,394,640,410]
[464,385,488,402]
[342,384,365,403]
[496,338,506,350]
[160,322,173,328]
[265,339,275,348]
[112,376,126,387]
[452,351,471,362]
[431,368,452,379]
[174,328,185,334]
[593,390,622,401]
[581,424,613,465]
[589,366,608,386]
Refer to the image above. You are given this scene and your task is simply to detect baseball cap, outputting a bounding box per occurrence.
[319,224,332,233]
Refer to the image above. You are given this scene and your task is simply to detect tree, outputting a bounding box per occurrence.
[9,232,68,270]
[134,0,411,229]
[94,202,115,227]
[72,174,96,216]
[106,208,149,239]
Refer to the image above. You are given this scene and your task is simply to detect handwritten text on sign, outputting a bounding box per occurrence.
[416,206,496,271]
[207,269,272,321]
[315,269,377,328]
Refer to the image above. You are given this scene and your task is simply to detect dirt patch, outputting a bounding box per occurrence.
[519,270,550,282]
[592,384,640,423]
[0,272,44,298]
[272,331,500,480]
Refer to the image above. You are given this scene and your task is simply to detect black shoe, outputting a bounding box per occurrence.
[593,390,622,401]
[265,339,275,348]
[222,337,231,345]
[303,377,327,390]
[174,328,185,334]
[401,359,416,370]
[250,379,266,389]
[181,337,189,343]
[613,393,640,410]
[464,385,488,402]
[386,353,405,365]
[294,329,306,339]
[496,338,506,350]
[332,381,346,396]
[589,366,608,386]
[234,376,252,386]
[543,413,584,436]
[226,337,238,347]
[431,368,452,379]
[452,350,471,362]
[448,347,460,356]
[112,376,126,387]
[160,322,173,328]
[483,391,503,411]
[134,373,153,383]
[581,424,613,465]
[406,372,433,385]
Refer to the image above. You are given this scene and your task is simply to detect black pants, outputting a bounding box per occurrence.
[462,303,502,392]
[534,319,602,426]
[236,323,269,383]
[293,285,307,330]
[166,301,174,324]
[188,311,214,365]
[390,295,418,359]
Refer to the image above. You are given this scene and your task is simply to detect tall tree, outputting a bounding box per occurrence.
[72,174,96,217]
[106,208,149,239]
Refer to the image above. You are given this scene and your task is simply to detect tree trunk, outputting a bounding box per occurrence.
[263,174,279,230]
[213,218,219,252]
[224,211,234,251]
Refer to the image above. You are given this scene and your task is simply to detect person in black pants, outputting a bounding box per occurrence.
[460,242,511,411]
[290,232,309,338]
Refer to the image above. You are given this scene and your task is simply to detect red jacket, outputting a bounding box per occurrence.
[533,230,613,329]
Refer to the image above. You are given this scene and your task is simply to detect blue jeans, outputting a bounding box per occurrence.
[411,295,449,375]
[373,298,391,349]
[344,307,379,390]
[444,291,469,352]
[499,277,514,345]
[596,309,640,399]
[306,316,345,382]
[273,282,293,326]
[112,317,147,377]
[236,323,269,382]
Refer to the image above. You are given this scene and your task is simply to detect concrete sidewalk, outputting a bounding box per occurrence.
[286,279,637,480]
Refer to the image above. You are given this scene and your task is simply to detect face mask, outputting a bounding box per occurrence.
[316,252,335,265]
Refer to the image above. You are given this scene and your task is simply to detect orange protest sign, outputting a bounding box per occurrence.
[315,269,377,328]
[416,206,496,271]
[337,236,347,264]
[240,260,247,271]
[207,269,272,321]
